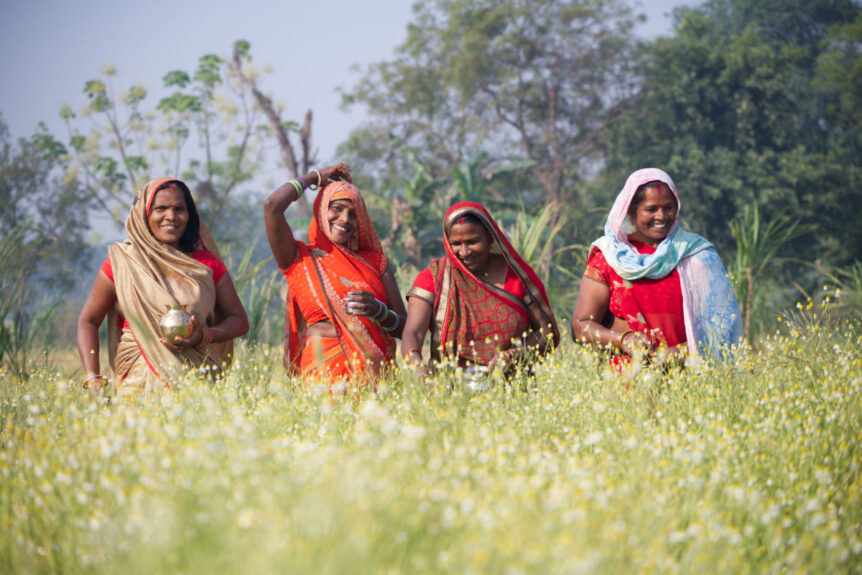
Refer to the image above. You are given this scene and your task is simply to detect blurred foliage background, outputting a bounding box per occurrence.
[2,0,861,377]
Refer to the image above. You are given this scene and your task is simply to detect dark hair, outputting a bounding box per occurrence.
[628,180,679,218]
[154,180,200,254]
[446,212,492,241]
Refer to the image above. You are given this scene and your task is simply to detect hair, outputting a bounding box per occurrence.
[154,180,200,254]
[447,212,486,233]
[628,180,679,218]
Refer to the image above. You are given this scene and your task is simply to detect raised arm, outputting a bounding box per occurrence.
[264,163,351,269]
[76,271,117,387]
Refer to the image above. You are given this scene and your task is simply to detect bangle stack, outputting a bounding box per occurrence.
[369,298,400,332]
[196,326,213,349]
[287,178,305,200]
[371,299,388,322]
[380,309,400,332]
[83,374,107,389]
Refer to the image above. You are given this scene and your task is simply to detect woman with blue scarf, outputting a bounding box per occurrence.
[571,168,742,365]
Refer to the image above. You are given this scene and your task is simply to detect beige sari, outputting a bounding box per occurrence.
[107,178,231,393]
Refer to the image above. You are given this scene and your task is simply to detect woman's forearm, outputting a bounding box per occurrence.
[400,333,425,365]
[572,318,618,348]
[77,319,102,377]
[573,318,652,355]
[209,314,249,343]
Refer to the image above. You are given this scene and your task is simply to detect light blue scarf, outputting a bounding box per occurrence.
[593,168,743,361]
[592,227,712,280]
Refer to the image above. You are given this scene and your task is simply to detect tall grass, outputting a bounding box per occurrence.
[1,310,859,573]
[0,222,61,380]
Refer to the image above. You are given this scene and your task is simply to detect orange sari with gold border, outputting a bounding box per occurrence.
[280,182,395,385]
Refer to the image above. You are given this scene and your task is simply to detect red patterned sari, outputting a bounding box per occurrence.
[585,239,687,349]
[280,182,395,385]
[407,202,558,368]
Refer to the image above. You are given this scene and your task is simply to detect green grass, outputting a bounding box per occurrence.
[1,320,860,574]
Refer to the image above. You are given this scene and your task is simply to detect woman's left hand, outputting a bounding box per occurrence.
[343,290,384,318]
[652,344,686,368]
[160,316,205,350]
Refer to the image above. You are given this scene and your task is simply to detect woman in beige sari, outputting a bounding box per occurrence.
[77,178,248,394]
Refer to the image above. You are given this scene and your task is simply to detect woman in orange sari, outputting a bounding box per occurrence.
[264,163,406,386]
[401,202,559,377]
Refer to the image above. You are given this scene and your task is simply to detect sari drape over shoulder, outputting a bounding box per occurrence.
[407,202,559,367]
[107,178,232,392]
[588,168,743,361]
[281,181,396,384]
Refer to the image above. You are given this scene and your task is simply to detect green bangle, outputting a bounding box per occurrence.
[288,179,303,198]
[380,309,400,332]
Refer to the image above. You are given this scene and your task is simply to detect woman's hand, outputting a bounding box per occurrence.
[652,343,686,368]
[344,290,383,318]
[620,330,653,357]
[265,162,351,270]
[319,163,352,185]
[487,348,515,375]
[160,316,204,351]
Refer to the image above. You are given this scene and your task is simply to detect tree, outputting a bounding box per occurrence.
[57,41,303,240]
[341,0,644,222]
[0,115,90,371]
[596,0,862,266]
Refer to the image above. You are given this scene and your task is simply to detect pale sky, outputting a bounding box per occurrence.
[1,0,691,171]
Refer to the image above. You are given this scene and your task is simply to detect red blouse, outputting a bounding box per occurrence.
[410,265,528,303]
[584,238,686,348]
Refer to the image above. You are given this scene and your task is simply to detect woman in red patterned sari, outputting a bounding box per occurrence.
[264,163,406,386]
[401,202,559,376]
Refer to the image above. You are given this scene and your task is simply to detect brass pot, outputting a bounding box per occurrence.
[159,304,192,340]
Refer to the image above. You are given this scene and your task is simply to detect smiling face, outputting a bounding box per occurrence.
[326,199,357,246]
[147,185,189,247]
[628,183,678,247]
[448,220,493,274]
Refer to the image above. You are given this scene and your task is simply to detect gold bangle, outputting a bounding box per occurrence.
[83,374,107,389]
[196,327,212,349]
[617,329,634,350]
[310,168,322,190]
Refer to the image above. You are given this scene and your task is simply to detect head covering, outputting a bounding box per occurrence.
[421,201,559,366]
[593,169,743,360]
[107,178,229,385]
[594,168,711,280]
[312,181,382,254]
